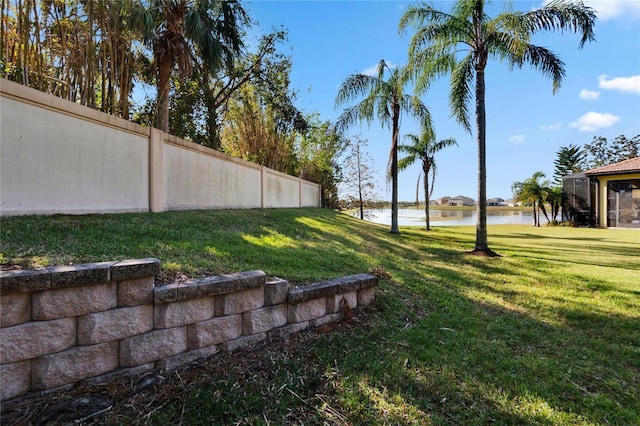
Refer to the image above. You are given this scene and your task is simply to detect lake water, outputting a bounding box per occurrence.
[354,208,545,227]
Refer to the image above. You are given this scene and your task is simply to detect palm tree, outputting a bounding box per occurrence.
[399,126,457,230]
[335,59,432,234]
[135,0,248,132]
[512,171,553,227]
[399,0,596,254]
[545,185,563,222]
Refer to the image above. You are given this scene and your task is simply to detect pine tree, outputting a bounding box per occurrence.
[553,144,585,185]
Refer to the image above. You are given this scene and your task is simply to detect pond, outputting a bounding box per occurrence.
[354,208,548,227]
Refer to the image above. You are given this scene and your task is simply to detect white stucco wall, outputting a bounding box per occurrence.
[0,81,149,215]
[264,170,300,208]
[163,140,262,210]
[301,180,321,207]
[0,79,320,215]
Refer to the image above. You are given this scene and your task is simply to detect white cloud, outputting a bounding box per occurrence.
[584,0,640,21]
[362,61,398,76]
[509,134,525,144]
[540,122,561,130]
[570,112,620,132]
[542,1,640,21]
[579,89,600,100]
[598,75,640,95]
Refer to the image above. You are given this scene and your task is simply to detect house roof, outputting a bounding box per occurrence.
[585,157,640,176]
[563,171,588,179]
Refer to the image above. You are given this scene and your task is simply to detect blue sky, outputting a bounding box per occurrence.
[246,0,640,202]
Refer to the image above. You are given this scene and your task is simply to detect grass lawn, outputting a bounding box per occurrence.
[1,208,639,425]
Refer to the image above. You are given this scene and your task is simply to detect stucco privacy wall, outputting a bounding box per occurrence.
[160,134,263,210]
[0,79,320,216]
[265,168,301,208]
[0,259,377,401]
[301,180,321,207]
[0,80,150,215]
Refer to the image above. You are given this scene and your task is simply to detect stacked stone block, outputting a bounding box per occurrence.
[0,259,378,402]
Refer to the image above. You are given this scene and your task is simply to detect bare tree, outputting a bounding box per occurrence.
[341,137,380,220]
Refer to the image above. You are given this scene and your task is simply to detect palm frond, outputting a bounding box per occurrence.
[334,74,378,108]
[448,54,473,133]
[376,59,391,82]
[399,2,454,33]
[334,98,376,134]
[413,48,458,95]
[523,0,596,48]
[375,97,392,130]
[398,153,417,171]
[517,44,566,93]
[433,137,458,152]
[130,1,155,42]
[402,133,421,147]
[185,8,205,40]
[399,95,433,130]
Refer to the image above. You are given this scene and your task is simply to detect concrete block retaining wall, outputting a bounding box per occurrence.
[0,259,377,401]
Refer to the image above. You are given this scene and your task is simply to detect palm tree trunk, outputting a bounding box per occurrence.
[358,143,364,220]
[416,172,421,209]
[390,103,400,234]
[474,67,490,252]
[538,201,550,223]
[157,59,172,132]
[424,164,431,231]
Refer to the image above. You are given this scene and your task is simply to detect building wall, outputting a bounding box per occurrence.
[0,259,377,401]
[594,172,640,228]
[0,79,320,216]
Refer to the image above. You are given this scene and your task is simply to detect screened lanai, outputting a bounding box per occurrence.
[562,172,596,226]
[583,157,640,229]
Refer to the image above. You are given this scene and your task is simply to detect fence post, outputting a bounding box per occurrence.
[261,166,266,208]
[299,177,303,208]
[149,128,165,212]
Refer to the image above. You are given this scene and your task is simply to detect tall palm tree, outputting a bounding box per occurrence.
[335,59,432,234]
[135,0,248,132]
[399,0,596,255]
[399,126,457,230]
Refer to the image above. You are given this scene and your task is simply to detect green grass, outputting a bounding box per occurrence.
[1,208,639,425]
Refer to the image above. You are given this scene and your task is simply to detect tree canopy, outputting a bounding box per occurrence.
[583,134,640,170]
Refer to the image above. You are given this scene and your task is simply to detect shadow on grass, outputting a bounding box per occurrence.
[311,275,639,425]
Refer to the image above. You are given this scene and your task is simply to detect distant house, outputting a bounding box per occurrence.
[434,196,451,206]
[563,157,640,228]
[487,197,505,206]
[504,198,521,207]
[448,195,475,206]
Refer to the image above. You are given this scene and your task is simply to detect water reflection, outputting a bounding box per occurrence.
[354,208,545,226]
